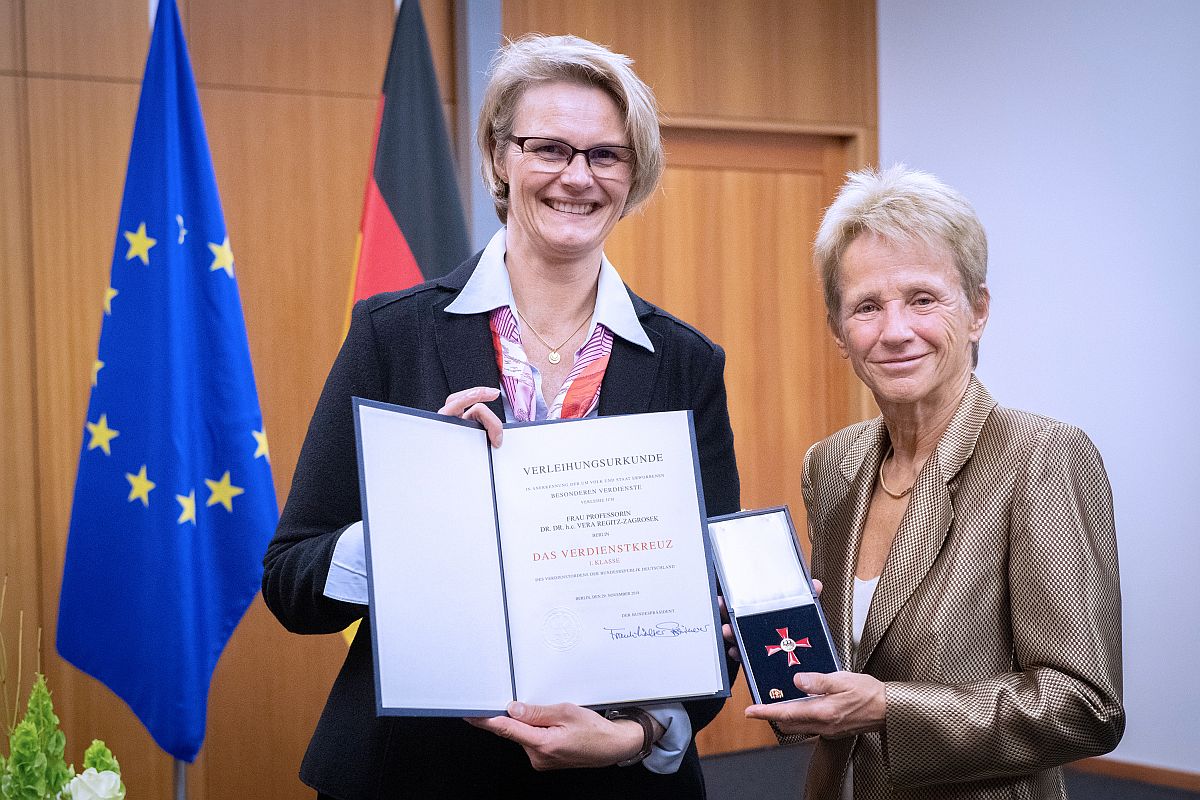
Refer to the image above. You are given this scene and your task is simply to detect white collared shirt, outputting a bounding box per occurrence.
[445,227,653,420]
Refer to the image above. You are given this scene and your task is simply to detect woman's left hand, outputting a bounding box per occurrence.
[467,701,647,770]
[745,671,886,738]
[438,386,503,447]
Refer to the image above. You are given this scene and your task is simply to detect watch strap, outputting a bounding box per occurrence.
[604,706,656,767]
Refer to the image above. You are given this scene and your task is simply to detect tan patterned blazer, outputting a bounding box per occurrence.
[800,376,1123,800]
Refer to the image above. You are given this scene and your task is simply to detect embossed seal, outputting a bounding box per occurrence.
[542,607,581,652]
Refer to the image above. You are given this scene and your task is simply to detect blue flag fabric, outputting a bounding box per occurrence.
[56,0,277,763]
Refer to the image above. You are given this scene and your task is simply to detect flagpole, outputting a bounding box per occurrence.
[155,5,184,800]
[163,5,184,800]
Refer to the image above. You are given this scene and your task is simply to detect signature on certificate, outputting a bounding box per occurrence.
[604,621,711,640]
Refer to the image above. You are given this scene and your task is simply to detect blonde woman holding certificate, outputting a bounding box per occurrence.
[263,35,739,800]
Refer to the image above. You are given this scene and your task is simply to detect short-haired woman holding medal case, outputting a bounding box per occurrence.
[262,34,740,800]
[733,166,1124,800]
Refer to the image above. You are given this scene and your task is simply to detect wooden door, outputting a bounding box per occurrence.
[605,126,867,753]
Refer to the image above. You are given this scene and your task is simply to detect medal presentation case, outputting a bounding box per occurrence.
[708,507,841,704]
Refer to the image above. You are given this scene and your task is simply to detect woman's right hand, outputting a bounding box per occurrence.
[438,387,504,447]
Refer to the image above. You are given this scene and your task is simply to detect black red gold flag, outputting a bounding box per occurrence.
[351,0,471,304]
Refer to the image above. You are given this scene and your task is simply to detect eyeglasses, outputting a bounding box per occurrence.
[508,136,635,177]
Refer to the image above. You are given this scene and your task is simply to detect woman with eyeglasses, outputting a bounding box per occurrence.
[263,34,740,800]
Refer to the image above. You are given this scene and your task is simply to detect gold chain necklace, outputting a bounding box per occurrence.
[878,446,913,499]
[514,307,590,365]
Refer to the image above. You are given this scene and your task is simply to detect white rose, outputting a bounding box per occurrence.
[63,768,126,800]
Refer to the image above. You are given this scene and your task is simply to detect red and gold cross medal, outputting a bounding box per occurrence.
[765,627,812,667]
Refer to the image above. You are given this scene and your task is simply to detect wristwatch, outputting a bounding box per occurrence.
[604,706,656,766]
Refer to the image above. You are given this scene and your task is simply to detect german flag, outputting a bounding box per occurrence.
[350,0,470,314]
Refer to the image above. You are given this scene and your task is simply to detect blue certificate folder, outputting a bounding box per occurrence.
[708,507,841,704]
[353,399,730,717]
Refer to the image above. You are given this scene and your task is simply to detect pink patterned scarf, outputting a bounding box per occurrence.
[489,306,613,422]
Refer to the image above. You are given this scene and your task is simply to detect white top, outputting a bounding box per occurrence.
[844,575,879,800]
[852,575,880,650]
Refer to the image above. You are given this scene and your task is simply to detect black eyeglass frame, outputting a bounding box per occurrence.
[507,136,635,173]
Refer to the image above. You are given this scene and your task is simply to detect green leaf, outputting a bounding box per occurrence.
[1,720,48,800]
[81,741,120,777]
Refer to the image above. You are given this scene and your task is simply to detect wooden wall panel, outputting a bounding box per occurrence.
[422,0,457,105]
[187,0,394,96]
[0,0,20,72]
[25,0,155,80]
[0,73,41,729]
[504,0,877,129]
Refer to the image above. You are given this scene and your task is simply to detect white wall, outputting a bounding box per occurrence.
[878,0,1200,772]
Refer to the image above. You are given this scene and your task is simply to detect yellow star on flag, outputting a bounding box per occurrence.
[126,464,156,507]
[252,429,270,461]
[176,490,197,525]
[124,222,157,265]
[205,470,244,512]
[208,237,234,277]
[85,414,120,455]
[91,360,104,387]
[103,287,119,314]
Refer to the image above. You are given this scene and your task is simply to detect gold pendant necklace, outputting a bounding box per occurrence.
[878,446,913,499]
[515,307,590,365]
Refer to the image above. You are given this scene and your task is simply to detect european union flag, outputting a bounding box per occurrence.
[56,0,277,763]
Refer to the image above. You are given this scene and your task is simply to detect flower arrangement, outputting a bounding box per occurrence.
[0,577,124,800]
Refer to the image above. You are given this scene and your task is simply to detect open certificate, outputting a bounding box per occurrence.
[353,399,729,716]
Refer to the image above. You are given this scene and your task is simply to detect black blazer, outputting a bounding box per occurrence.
[262,256,741,800]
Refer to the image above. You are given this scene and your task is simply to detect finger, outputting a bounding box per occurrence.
[720,623,743,662]
[471,712,543,747]
[508,700,576,728]
[811,578,823,597]
[745,702,804,722]
[793,671,836,695]
[718,595,730,623]
[744,703,769,719]
[466,714,514,735]
[438,386,500,417]
[745,700,817,731]
[463,402,504,447]
[744,707,811,736]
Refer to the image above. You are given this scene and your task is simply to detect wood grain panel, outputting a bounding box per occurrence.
[198,83,377,800]
[26,75,180,795]
[504,0,876,128]
[422,0,457,104]
[187,0,455,102]
[0,0,20,73]
[604,128,864,754]
[25,0,156,81]
[0,74,42,728]
[187,0,392,96]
